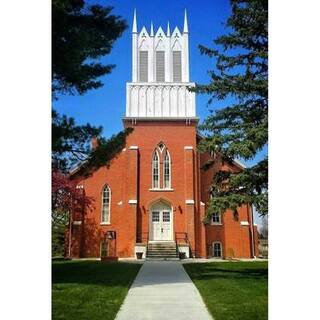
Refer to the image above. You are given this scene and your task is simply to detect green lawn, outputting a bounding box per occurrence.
[184,261,268,320]
[52,260,141,320]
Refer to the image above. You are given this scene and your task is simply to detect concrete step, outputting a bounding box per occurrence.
[146,257,180,261]
[147,252,177,257]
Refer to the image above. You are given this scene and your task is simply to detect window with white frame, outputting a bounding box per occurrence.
[152,151,160,188]
[211,212,222,224]
[101,185,111,223]
[163,150,171,188]
[213,242,222,258]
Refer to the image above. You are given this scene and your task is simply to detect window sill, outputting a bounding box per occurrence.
[149,188,174,192]
[211,223,223,226]
[100,222,111,226]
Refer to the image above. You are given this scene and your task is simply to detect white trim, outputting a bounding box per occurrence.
[73,221,82,225]
[254,223,258,226]
[240,221,250,226]
[129,199,138,204]
[149,188,174,191]
[233,158,246,169]
[100,222,111,226]
[129,146,139,150]
[185,199,194,205]
[122,148,126,152]
[117,201,123,205]
[200,201,205,206]
[184,146,193,150]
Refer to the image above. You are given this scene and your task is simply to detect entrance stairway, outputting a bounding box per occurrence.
[146,241,179,260]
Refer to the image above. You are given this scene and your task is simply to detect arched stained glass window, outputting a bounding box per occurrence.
[152,151,160,188]
[164,150,171,189]
[101,185,111,223]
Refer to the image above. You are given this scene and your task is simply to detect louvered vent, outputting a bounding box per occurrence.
[156,51,165,82]
[172,51,182,82]
[139,51,148,82]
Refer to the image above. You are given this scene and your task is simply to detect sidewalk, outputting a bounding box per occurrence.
[115,261,213,320]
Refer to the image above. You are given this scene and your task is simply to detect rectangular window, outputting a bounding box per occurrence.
[152,212,160,222]
[213,242,222,258]
[212,212,221,224]
[139,51,148,82]
[156,51,165,82]
[172,51,182,82]
[162,212,170,222]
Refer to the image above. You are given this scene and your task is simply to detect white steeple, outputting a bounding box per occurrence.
[126,10,196,119]
[166,22,170,37]
[132,9,137,33]
[183,9,189,33]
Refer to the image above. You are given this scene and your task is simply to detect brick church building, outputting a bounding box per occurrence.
[69,11,258,259]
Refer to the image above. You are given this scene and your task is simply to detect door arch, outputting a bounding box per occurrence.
[149,200,173,241]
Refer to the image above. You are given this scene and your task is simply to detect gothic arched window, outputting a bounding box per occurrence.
[101,185,111,223]
[163,150,171,189]
[152,151,160,188]
[151,143,172,190]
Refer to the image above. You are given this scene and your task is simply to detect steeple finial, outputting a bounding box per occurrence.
[150,21,154,36]
[132,9,137,33]
[166,22,170,36]
[183,9,189,33]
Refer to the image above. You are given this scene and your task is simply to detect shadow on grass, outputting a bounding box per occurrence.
[184,262,268,281]
[52,260,141,288]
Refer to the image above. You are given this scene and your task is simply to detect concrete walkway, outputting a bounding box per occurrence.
[115,261,213,320]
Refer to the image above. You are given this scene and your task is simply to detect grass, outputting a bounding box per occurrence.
[184,261,268,320]
[52,260,141,320]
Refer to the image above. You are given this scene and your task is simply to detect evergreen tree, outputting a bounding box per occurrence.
[52,0,132,174]
[52,0,127,97]
[194,0,268,219]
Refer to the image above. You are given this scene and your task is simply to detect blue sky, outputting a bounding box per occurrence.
[54,0,230,133]
[54,0,266,224]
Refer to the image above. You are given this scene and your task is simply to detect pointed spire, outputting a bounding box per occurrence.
[150,21,154,36]
[183,9,189,33]
[132,9,137,33]
[166,21,170,36]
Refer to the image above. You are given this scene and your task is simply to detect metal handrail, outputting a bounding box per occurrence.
[175,232,192,258]
[137,231,149,244]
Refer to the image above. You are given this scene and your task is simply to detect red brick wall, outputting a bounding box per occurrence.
[69,120,257,259]
[200,152,256,259]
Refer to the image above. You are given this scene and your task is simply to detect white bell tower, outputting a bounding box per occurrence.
[125,10,196,119]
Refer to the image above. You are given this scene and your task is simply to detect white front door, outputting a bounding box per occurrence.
[151,210,172,241]
[151,211,162,240]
